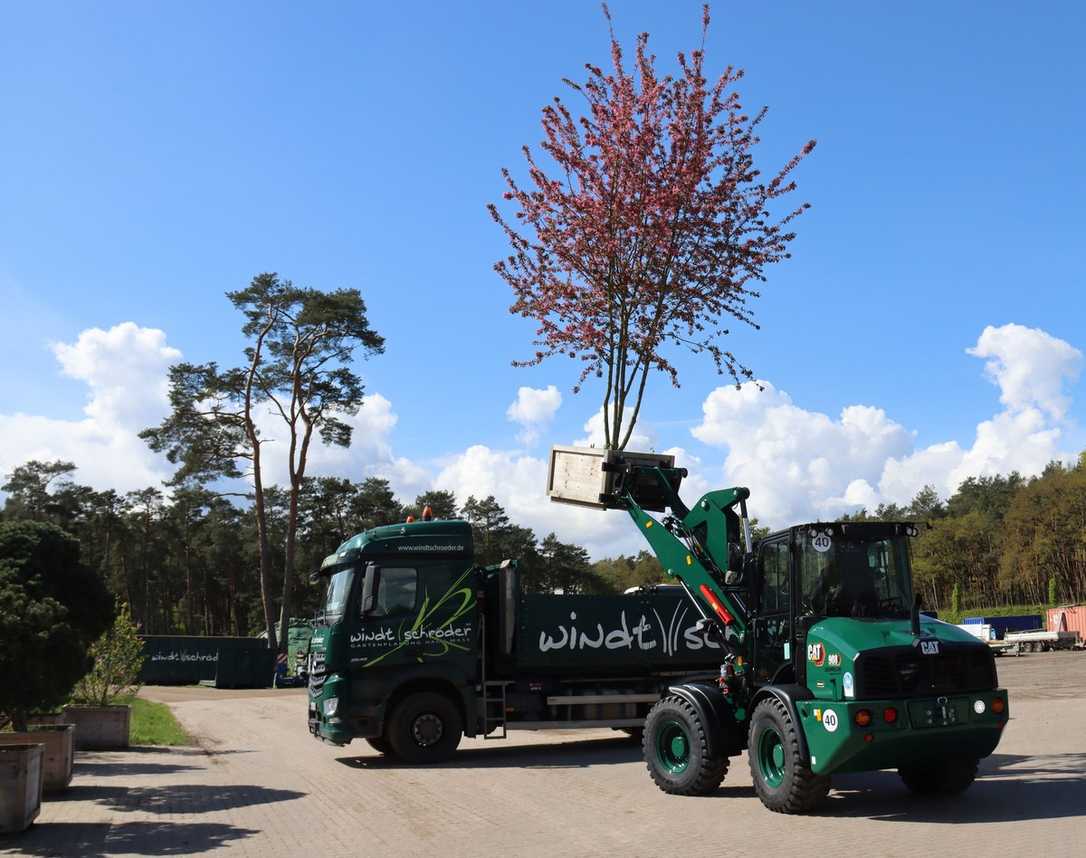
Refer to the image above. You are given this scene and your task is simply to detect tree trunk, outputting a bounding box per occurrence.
[251,446,278,651]
[278,484,300,652]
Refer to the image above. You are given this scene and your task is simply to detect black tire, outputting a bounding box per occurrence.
[747,698,830,814]
[365,736,395,756]
[899,756,978,795]
[642,695,729,796]
[386,691,463,764]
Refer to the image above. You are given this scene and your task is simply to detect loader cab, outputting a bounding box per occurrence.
[750,522,918,687]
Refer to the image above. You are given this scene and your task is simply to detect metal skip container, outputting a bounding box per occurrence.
[1048,605,1086,642]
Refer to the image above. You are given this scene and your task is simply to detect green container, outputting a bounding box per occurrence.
[214,647,276,689]
[140,636,268,685]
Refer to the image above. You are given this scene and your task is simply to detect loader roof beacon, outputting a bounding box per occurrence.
[547,446,1009,813]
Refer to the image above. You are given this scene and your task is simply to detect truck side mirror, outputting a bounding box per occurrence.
[361,563,380,616]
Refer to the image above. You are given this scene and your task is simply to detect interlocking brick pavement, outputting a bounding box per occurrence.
[2,653,1084,857]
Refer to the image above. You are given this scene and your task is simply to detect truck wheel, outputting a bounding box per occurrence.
[387,692,463,764]
[365,737,394,756]
[642,695,729,796]
[899,756,978,795]
[748,698,830,814]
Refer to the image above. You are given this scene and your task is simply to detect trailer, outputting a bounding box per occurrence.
[1004,629,1081,652]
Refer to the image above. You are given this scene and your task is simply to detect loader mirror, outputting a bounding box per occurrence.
[361,563,380,616]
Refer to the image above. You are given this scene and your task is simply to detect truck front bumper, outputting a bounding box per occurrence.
[308,677,385,745]
[798,689,1009,775]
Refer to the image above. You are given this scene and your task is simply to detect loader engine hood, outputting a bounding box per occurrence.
[803,617,998,702]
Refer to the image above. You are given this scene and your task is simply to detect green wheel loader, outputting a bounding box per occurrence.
[547,447,1009,813]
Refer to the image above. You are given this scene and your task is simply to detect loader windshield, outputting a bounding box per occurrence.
[798,530,913,620]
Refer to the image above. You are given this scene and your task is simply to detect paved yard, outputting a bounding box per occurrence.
[3,652,1085,857]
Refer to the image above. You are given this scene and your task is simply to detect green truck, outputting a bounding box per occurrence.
[306,521,728,760]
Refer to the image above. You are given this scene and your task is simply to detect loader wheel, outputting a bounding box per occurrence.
[899,756,978,795]
[387,691,462,764]
[748,698,830,814]
[365,737,394,756]
[642,695,729,796]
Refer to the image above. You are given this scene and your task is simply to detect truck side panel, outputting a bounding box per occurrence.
[512,591,726,675]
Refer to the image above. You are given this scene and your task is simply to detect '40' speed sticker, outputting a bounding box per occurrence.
[822,709,839,732]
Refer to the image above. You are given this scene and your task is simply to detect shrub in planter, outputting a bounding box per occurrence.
[67,602,145,750]
[0,521,112,733]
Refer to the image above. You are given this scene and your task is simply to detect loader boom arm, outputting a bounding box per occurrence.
[616,464,751,643]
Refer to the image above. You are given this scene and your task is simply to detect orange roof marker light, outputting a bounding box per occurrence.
[422,505,434,521]
[405,515,416,523]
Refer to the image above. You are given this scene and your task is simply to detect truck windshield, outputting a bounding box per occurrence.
[324,568,354,619]
[798,533,913,620]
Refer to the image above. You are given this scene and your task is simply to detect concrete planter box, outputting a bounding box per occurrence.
[0,745,43,834]
[62,705,131,750]
[26,712,67,727]
[0,725,74,793]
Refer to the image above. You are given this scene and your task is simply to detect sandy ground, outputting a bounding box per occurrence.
[4,651,1085,857]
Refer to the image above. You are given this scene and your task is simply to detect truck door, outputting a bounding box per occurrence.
[753,536,793,685]
[351,563,424,668]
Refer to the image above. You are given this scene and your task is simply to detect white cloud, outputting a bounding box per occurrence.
[0,322,180,492]
[253,393,429,500]
[575,407,654,450]
[432,444,641,558]
[967,323,1081,420]
[7,319,1081,563]
[692,324,1082,527]
[505,385,562,445]
[692,381,913,525]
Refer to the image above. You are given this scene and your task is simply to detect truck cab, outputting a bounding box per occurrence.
[307,520,478,753]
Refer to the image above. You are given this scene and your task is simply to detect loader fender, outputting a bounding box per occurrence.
[666,682,743,758]
[749,684,814,763]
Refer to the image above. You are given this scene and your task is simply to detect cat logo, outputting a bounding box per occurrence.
[807,642,826,667]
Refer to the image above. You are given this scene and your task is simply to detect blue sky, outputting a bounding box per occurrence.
[2,2,1084,552]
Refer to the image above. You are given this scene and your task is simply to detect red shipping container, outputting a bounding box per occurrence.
[1047,605,1086,639]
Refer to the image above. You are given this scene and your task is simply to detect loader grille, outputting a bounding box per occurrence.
[853,645,996,699]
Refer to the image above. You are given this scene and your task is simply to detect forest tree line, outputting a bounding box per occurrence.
[843,453,1086,613]
[3,451,1084,638]
[0,460,622,638]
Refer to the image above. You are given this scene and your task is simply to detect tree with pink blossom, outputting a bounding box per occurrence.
[490,5,815,449]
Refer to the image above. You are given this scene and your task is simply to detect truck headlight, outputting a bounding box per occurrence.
[323,698,339,718]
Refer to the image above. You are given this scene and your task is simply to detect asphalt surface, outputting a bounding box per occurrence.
[5,650,1085,857]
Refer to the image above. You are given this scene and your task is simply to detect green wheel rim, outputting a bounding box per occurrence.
[655,719,691,775]
[758,726,786,789]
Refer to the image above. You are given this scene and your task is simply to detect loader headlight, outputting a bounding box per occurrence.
[323,698,339,718]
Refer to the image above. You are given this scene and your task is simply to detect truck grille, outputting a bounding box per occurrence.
[854,645,996,699]
[308,653,326,692]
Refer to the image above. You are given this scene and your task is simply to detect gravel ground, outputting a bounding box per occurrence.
[4,650,1084,857]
